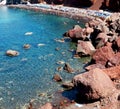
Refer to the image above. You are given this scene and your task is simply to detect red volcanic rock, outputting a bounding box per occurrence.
[73,68,116,100]
[76,40,96,56]
[40,103,53,109]
[92,44,114,66]
[106,52,120,67]
[85,63,105,71]
[103,65,120,80]
[67,25,84,40]
[116,37,120,51]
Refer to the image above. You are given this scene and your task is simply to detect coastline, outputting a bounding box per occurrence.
[6,4,120,109]
[8,4,112,22]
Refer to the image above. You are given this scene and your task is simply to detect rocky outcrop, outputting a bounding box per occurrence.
[103,0,120,11]
[73,68,116,101]
[6,50,19,57]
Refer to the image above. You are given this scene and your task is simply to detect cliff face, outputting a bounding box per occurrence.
[45,0,93,7]
[44,0,120,11]
[103,0,120,11]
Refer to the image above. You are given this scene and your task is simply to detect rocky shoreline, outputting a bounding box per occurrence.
[7,4,120,109]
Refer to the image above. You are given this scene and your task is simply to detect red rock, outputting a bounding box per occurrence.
[106,52,120,67]
[73,68,116,100]
[85,63,105,71]
[76,40,96,56]
[67,25,84,39]
[40,103,53,109]
[103,65,120,80]
[92,45,114,66]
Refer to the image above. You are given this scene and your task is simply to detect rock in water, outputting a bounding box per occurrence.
[63,63,74,73]
[53,74,62,82]
[6,50,19,57]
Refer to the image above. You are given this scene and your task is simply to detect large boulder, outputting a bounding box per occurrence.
[103,65,120,80]
[92,44,114,66]
[76,40,96,56]
[6,50,19,57]
[72,68,116,101]
[65,25,84,40]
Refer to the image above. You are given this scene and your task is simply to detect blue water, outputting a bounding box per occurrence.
[0,6,85,108]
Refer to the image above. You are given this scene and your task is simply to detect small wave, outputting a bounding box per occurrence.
[24,32,33,36]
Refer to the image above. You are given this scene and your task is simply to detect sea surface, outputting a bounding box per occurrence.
[0,6,86,109]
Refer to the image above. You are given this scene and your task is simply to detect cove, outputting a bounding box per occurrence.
[0,6,85,108]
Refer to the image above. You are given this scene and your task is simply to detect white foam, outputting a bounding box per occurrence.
[25,32,33,36]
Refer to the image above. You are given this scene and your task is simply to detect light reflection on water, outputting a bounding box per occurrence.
[0,6,85,108]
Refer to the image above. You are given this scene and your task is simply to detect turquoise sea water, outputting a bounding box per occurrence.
[0,6,85,108]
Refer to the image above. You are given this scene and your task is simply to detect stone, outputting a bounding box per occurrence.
[76,40,96,56]
[84,27,94,35]
[63,63,74,73]
[62,82,74,89]
[85,63,105,71]
[103,65,120,80]
[95,32,108,48]
[106,52,120,67]
[23,44,31,49]
[73,68,116,100]
[53,74,62,82]
[40,102,53,109]
[92,44,114,66]
[6,50,19,57]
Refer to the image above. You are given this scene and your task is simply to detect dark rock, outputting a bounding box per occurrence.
[63,63,74,73]
[53,74,62,82]
[73,68,116,101]
[23,44,31,49]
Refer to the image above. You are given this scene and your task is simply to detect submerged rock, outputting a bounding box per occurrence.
[63,63,74,73]
[62,82,74,89]
[53,74,62,82]
[6,50,19,57]
[23,44,31,49]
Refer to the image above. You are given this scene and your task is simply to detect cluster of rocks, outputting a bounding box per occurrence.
[63,13,120,108]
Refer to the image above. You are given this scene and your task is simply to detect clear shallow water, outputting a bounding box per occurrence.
[0,6,85,108]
